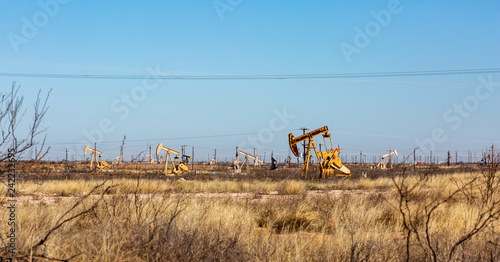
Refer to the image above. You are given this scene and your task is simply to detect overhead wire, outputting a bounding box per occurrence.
[46,129,300,145]
[0,68,499,81]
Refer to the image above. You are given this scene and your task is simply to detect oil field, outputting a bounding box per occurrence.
[1,125,499,261]
[1,1,500,262]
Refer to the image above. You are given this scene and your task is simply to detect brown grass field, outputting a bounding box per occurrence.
[1,161,499,261]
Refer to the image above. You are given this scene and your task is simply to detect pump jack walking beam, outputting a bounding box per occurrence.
[238,150,262,167]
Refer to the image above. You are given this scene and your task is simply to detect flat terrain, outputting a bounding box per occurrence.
[1,161,498,261]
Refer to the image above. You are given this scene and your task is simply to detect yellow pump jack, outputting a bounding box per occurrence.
[84,144,109,170]
[156,143,188,175]
[289,126,350,178]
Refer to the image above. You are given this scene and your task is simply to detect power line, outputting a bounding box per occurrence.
[0,68,499,80]
[46,129,300,146]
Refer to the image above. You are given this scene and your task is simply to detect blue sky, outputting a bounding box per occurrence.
[1,0,499,162]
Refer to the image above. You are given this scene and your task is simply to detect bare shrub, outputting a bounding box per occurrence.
[0,82,51,163]
[393,147,500,262]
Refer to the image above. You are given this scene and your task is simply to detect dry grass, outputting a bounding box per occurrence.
[277,180,306,195]
[1,170,499,261]
[10,176,399,196]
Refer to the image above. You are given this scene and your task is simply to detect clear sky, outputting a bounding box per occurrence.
[1,0,499,163]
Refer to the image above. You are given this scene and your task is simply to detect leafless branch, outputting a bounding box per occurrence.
[30,181,113,255]
[0,82,51,162]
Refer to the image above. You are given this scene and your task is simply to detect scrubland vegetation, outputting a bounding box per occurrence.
[1,161,499,261]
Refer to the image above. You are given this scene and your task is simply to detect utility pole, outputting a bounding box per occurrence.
[455,151,458,164]
[120,135,126,163]
[300,127,309,164]
[430,150,432,165]
[65,148,68,162]
[413,149,416,165]
[214,149,217,162]
[447,150,451,166]
[491,145,495,169]
[192,147,194,170]
[181,145,187,157]
[413,148,417,172]
[360,151,363,166]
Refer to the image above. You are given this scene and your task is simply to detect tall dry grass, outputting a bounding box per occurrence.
[11,175,401,197]
[1,171,499,261]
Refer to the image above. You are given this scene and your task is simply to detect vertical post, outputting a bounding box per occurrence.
[181,145,186,157]
[149,145,152,163]
[430,150,432,165]
[360,151,363,166]
[491,145,494,170]
[447,150,451,166]
[120,135,126,163]
[164,151,169,174]
[300,128,309,164]
[413,149,416,172]
[288,146,291,167]
[65,148,68,162]
[456,151,458,164]
[94,142,97,171]
[192,146,194,171]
